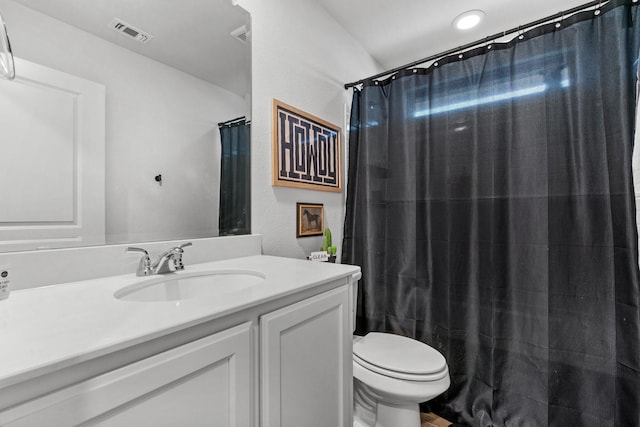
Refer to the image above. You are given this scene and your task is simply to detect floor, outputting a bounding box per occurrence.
[421,412,453,427]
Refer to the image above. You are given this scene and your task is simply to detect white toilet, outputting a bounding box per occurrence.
[352,332,450,427]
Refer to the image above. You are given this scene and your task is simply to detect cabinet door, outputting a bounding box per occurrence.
[0,322,252,427]
[260,286,351,427]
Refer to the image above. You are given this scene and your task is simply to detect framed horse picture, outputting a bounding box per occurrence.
[296,203,324,237]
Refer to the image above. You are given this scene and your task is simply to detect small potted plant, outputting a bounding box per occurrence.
[321,228,338,263]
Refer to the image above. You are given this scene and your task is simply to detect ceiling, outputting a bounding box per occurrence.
[11,0,250,96]
[11,0,594,92]
[316,0,591,72]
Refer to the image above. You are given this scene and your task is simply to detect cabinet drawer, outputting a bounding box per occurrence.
[0,322,252,427]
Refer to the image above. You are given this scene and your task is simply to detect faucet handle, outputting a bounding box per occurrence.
[125,246,148,255]
[171,242,192,270]
[125,247,153,276]
[176,242,192,250]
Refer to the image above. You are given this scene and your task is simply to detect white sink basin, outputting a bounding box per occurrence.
[114,270,266,302]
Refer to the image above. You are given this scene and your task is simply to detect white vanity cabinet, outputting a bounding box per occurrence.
[0,322,253,427]
[0,255,360,427]
[260,286,352,427]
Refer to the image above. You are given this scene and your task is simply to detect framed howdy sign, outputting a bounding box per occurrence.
[272,99,342,192]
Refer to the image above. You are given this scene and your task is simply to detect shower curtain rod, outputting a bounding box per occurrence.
[344,0,606,89]
[217,116,249,127]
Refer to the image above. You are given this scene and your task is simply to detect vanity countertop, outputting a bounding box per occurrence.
[0,255,360,388]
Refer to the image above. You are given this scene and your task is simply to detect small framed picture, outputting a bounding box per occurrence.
[296,203,324,237]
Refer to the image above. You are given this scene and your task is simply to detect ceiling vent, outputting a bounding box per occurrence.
[230,25,249,44]
[109,18,153,44]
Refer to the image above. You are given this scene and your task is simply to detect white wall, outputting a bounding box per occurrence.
[238,0,380,260]
[0,0,247,244]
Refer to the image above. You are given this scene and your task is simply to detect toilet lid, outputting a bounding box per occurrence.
[353,333,446,376]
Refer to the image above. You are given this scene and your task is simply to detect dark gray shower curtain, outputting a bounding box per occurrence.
[343,1,640,425]
[219,120,250,235]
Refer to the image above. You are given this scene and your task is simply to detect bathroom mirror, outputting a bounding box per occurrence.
[0,0,251,252]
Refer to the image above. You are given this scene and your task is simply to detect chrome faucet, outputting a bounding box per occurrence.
[126,242,192,276]
[150,250,176,274]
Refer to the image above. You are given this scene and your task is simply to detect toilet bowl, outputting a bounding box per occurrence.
[353,332,450,427]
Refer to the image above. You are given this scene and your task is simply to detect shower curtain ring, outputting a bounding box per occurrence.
[555,11,564,28]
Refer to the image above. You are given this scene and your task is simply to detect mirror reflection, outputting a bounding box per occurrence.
[0,0,251,253]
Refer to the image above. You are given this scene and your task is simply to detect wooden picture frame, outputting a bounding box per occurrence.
[272,99,342,192]
[296,203,324,237]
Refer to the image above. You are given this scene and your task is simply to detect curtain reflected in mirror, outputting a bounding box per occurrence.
[218,118,250,236]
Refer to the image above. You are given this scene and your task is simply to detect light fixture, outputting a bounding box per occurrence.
[0,10,14,80]
[452,10,485,31]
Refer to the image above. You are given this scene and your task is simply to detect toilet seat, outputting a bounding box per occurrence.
[353,333,448,382]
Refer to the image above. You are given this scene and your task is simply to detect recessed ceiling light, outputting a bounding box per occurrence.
[453,10,485,31]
